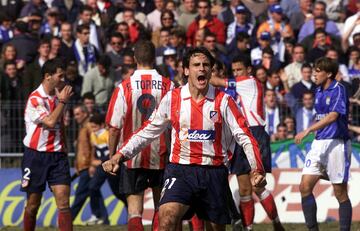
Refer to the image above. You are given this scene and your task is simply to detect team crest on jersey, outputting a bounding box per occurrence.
[179,128,215,142]
[210,110,219,122]
[326,96,330,105]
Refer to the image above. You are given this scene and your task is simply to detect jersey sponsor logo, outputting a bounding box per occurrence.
[210,110,219,122]
[315,113,328,121]
[179,128,215,142]
[326,96,330,105]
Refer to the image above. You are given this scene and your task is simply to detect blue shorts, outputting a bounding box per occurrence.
[229,126,272,175]
[159,163,231,225]
[119,166,164,195]
[20,147,71,193]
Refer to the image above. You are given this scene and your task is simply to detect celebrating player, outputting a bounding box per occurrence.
[103,47,265,231]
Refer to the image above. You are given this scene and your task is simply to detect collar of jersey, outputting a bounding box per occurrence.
[319,80,338,92]
[181,83,215,101]
[37,84,55,99]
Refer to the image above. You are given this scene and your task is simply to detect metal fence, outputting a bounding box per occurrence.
[1,99,360,168]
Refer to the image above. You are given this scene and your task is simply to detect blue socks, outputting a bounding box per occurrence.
[301,194,318,231]
[339,199,352,231]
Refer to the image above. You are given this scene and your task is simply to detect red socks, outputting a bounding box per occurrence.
[190,215,204,231]
[128,216,144,231]
[23,209,36,231]
[259,190,279,221]
[58,208,73,231]
[239,196,254,230]
[152,210,159,231]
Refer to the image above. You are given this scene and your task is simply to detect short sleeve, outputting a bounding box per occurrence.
[26,97,49,124]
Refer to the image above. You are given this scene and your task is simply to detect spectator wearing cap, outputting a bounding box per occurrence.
[20,0,48,18]
[186,0,226,46]
[157,47,178,82]
[52,0,83,24]
[0,14,14,45]
[218,0,251,27]
[81,55,114,109]
[7,21,38,63]
[298,1,340,42]
[147,0,165,32]
[40,8,61,38]
[178,0,198,31]
[250,31,278,66]
[226,4,253,46]
[256,3,294,43]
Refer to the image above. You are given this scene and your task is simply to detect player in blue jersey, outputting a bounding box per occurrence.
[295,57,352,231]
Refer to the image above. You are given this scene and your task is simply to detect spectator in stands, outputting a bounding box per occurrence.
[226,5,253,47]
[58,22,75,63]
[203,32,229,69]
[178,0,198,31]
[165,0,179,20]
[266,69,287,104]
[265,89,281,136]
[271,122,288,141]
[122,49,135,65]
[301,16,342,53]
[284,44,306,88]
[82,92,98,116]
[75,5,103,52]
[81,55,114,110]
[289,0,313,35]
[0,1,22,21]
[347,46,360,70]
[86,0,117,28]
[52,0,83,24]
[115,0,149,28]
[169,28,186,60]
[283,115,296,138]
[0,44,25,73]
[251,31,278,66]
[22,39,50,98]
[325,47,350,82]
[257,3,294,43]
[228,32,251,62]
[298,1,340,42]
[115,63,135,86]
[40,8,60,38]
[7,21,38,63]
[296,91,315,134]
[0,14,14,46]
[155,28,171,65]
[186,0,225,46]
[74,24,99,77]
[255,65,268,85]
[152,10,178,48]
[290,63,317,101]
[218,0,250,27]
[0,61,24,100]
[258,46,281,72]
[20,0,48,18]
[121,8,149,44]
[49,36,61,59]
[147,0,165,32]
[157,47,177,82]
[65,61,82,103]
[342,1,360,48]
[306,28,333,64]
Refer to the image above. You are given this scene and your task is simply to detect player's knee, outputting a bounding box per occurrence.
[25,204,40,216]
[299,182,312,196]
[333,188,349,202]
[239,186,252,196]
[159,207,179,230]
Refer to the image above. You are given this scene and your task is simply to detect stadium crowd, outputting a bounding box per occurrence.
[0,0,359,230]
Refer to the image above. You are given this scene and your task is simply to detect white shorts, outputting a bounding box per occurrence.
[302,139,351,184]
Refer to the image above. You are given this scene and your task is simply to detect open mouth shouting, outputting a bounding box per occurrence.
[197,75,207,85]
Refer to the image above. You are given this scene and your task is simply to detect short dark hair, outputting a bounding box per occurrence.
[236,32,250,41]
[314,1,326,8]
[80,5,93,14]
[314,57,338,79]
[3,60,16,70]
[262,46,274,56]
[110,32,124,41]
[38,38,51,49]
[76,24,90,34]
[134,40,155,66]
[301,63,312,71]
[89,114,105,125]
[161,9,174,21]
[73,103,88,113]
[182,47,215,69]
[232,55,251,68]
[41,58,65,78]
[314,28,326,36]
[197,0,210,7]
[97,55,112,69]
[121,64,136,75]
[82,92,95,101]
[302,90,314,98]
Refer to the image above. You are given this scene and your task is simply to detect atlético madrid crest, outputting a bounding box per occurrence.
[210,110,218,122]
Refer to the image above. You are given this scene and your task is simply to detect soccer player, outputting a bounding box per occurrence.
[105,40,174,230]
[210,55,284,231]
[103,47,266,231]
[21,59,73,231]
[295,57,352,231]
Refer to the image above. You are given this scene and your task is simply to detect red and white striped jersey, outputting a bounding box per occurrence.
[228,76,265,127]
[117,84,264,172]
[23,84,65,152]
[106,69,174,169]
